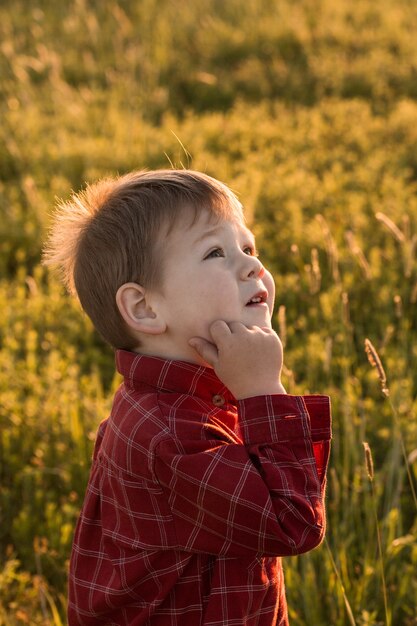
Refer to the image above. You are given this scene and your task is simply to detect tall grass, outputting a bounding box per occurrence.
[1,0,417,624]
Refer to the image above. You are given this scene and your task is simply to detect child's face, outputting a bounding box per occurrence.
[151,209,276,363]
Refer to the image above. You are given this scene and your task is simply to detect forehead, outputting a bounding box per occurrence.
[193,218,254,244]
[174,209,253,245]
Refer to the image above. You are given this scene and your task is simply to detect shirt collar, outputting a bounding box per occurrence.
[115,349,236,406]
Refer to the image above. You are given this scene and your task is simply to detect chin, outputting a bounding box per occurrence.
[244,314,272,328]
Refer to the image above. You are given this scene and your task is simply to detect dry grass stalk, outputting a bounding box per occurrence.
[324,336,332,373]
[316,214,341,285]
[310,247,322,294]
[375,212,405,243]
[365,342,417,510]
[324,539,357,626]
[362,442,374,481]
[364,339,390,397]
[393,295,402,318]
[345,230,372,280]
[405,233,417,278]
[401,214,411,240]
[376,212,416,277]
[362,441,391,626]
[411,281,417,304]
[342,291,351,328]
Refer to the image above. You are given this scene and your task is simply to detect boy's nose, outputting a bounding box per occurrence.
[244,255,265,279]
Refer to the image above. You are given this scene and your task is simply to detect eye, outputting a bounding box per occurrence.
[243,245,259,257]
[204,247,225,259]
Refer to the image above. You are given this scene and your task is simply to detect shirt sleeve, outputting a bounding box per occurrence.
[153,394,331,558]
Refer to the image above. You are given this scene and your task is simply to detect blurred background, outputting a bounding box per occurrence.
[1,0,416,624]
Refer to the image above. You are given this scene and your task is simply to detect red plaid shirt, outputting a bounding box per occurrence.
[68,350,331,626]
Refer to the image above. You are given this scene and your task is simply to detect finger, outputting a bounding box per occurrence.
[227,321,249,333]
[188,337,219,367]
[209,320,232,343]
[260,326,278,334]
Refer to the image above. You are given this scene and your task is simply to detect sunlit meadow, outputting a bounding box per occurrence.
[1,1,416,624]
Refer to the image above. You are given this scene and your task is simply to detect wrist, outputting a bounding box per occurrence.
[235,382,287,400]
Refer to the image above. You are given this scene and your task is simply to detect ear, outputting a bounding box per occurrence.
[116,282,167,336]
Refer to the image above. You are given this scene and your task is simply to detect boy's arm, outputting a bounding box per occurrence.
[151,320,331,558]
[153,392,331,558]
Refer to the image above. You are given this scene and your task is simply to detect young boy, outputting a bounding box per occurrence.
[44,169,331,626]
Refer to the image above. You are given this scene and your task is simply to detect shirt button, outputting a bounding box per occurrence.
[212,394,225,407]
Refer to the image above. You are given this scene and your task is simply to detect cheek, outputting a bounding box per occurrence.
[264,270,276,309]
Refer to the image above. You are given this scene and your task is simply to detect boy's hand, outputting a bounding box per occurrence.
[189,321,286,400]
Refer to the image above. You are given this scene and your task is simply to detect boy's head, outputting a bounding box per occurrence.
[44,169,275,363]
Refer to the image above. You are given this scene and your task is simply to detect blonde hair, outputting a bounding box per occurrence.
[43,169,244,349]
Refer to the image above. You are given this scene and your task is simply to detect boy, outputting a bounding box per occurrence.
[44,169,331,626]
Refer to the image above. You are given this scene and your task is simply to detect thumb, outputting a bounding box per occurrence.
[189,337,218,367]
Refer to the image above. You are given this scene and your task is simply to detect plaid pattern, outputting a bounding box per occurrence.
[68,350,331,626]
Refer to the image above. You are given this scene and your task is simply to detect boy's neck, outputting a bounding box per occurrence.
[130,341,212,368]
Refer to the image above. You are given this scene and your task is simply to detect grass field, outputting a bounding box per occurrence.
[1,0,417,624]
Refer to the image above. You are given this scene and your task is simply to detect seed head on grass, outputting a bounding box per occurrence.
[365,340,417,511]
[362,441,390,626]
[362,442,374,481]
[364,339,390,397]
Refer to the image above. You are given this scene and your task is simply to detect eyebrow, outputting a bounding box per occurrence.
[193,225,224,245]
[193,224,256,246]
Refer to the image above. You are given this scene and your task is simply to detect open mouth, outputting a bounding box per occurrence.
[246,290,268,306]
